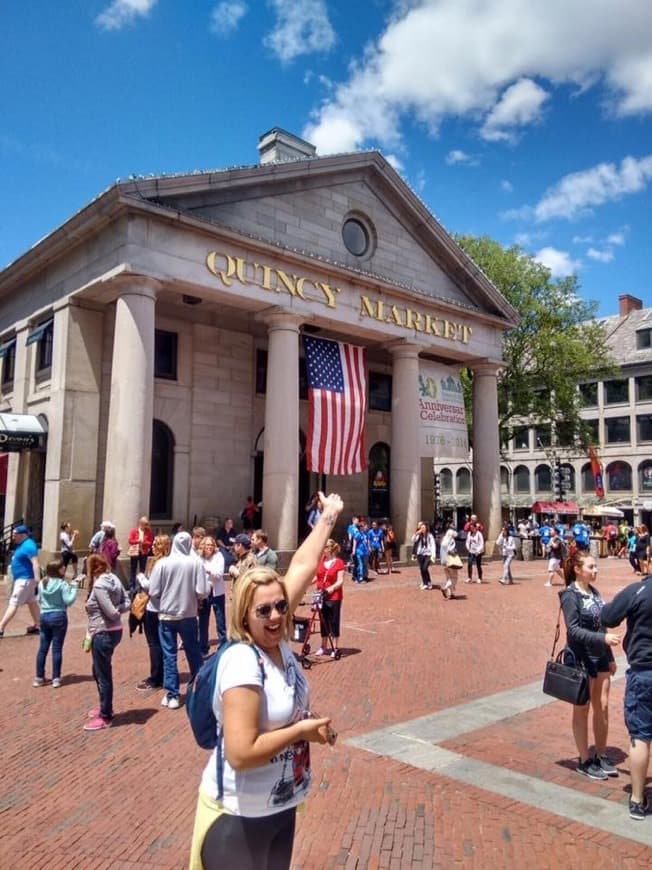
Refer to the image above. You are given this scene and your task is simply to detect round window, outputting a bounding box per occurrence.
[342,218,370,257]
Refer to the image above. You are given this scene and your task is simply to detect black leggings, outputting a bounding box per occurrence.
[201,807,296,870]
[417,553,431,586]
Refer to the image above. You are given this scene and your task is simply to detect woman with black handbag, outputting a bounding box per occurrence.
[560,551,620,780]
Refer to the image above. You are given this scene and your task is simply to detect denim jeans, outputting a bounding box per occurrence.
[211,594,227,647]
[91,629,122,719]
[36,610,68,680]
[417,554,432,586]
[198,595,227,654]
[143,609,163,686]
[159,617,203,699]
[198,598,211,656]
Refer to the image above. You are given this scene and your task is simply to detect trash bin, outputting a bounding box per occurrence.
[589,537,600,559]
[521,538,533,561]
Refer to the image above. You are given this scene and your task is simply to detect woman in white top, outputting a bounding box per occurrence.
[59,522,79,576]
[465,523,485,584]
[201,536,227,649]
[189,492,342,870]
[412,521,436,590]
[496,527,517,585]
[439,524,459,599]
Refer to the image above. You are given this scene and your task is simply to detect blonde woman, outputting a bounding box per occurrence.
[189,493,342,870]
[439,524,459,600]
[135,534,171,692]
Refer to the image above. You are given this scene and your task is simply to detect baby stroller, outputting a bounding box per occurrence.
[292,590,341,669]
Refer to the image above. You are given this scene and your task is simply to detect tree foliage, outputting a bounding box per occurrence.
[455,235,616,451]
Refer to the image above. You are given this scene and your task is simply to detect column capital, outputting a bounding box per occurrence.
[472,359,503,377]
[385,339,422,360]
[109,274,162,301]
[256,307,303,334]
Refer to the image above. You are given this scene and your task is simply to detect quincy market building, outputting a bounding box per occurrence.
[0,130,518,558]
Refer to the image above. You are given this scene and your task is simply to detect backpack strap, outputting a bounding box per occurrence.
[215,644,266,801]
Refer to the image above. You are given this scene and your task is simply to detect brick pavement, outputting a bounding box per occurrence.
[0,554,651,868]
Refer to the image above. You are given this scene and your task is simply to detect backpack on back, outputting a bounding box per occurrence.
[186,641,265,749]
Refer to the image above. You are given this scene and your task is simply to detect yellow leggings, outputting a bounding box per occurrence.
[188,790,230,870]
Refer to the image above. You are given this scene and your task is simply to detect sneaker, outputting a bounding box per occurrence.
[629,798,648,821]
[136,680,155,691]
[26,625,40,635]
[161,694,171,707]
[544,582,553,587]
[330,650,338,658]
[51,678,61,689]
[498,578,507,585]
[87,708,100,719]
[465,578,472,584]
[314,648,327,656]
[83,716,112,731]
[476,578,482,584]
[32,677,45,687]
[419,583,429,590]
[595,755,618,777]
[576,758,608,781]
[167,696,180,710]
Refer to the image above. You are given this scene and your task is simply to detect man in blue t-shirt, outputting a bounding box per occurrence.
[572,521,590,550]
[539,521,553,556]
[351,521,369,583]
[0,525,41,636]
[366,521,385,573]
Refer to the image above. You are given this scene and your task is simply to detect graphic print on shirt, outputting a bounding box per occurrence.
[267,651,311,807]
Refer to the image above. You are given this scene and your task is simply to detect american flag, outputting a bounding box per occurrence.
[303,336,367,475]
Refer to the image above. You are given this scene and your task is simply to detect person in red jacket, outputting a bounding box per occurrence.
[128,516,154,595]
[314,539,345,658]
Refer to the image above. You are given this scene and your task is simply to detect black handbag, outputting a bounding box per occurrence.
[542,605,589,705]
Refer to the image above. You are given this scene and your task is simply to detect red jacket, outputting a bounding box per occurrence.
[128,527,154,556]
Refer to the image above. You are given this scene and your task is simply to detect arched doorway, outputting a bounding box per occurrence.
[368,442,390,518]
[150,420,174,520]
[252,428,310,537]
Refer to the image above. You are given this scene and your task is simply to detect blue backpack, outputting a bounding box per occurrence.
[185,641,265,798]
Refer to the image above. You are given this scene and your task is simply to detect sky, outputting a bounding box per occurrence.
[1,0,651,316]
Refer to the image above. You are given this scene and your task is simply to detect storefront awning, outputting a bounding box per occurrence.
[0,413,47,452]
[532,501,579,515]
[0,338,16,358]
[25,318,53,346]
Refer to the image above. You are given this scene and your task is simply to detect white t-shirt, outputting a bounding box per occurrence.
[200,641,312,817]
[60,531,73,552]
[202,552,225,597]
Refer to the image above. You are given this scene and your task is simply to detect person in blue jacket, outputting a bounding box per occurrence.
[572,521,590,551]
[34,559,79,688]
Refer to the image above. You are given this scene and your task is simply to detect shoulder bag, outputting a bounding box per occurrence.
[542,603,589,705]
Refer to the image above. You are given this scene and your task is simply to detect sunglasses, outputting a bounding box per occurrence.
[254,599,289,619]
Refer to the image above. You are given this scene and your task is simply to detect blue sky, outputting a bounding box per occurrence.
[2,0,651,316]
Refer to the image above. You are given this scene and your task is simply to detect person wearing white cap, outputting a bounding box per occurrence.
[0,525,41,637]
[89,520,114,554]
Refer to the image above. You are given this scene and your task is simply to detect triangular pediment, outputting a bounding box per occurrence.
[123,153,516,324]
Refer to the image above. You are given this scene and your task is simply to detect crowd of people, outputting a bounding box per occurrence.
[2,499,652,853]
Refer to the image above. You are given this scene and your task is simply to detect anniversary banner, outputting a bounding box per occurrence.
[417,361,469,459]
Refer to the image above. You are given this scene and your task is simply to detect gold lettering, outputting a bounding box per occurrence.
[425,315,442,337]
[206,253,246,287]
[386,305,405,328]
[275,270,306,300]
[313,281,338,309]
[253,262,274,290]
[444,320,458,341]
[359,295,385,320]
[461,325,473,344]
[405,309,424,332]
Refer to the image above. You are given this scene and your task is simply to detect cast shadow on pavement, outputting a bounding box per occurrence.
[111,708,158,727]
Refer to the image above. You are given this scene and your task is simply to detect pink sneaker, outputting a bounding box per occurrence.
[87,708,100,719]
[83,716,112,731]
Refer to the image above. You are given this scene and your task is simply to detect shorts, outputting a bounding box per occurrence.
[547,557,561,572]
[62,550,78,568]
[624,669,652,742]
[9,579,38,607]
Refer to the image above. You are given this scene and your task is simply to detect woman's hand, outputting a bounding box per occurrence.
[605,632,620,647]
[298,715,336,745]
[317,492,343,526]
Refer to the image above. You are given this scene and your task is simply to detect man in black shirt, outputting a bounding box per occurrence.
[602,576,652,820]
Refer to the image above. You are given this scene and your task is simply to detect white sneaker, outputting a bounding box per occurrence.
[315,648,327,656]
[476,579,482,584]
[544,582,553,587]
[52,678,61,688]
[161,694,170,707]
[167,696,180,710]
[498,578,507,585]
[33,677,45,687]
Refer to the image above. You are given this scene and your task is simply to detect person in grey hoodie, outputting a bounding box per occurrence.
[84,553,130,731]
[148,531,210,710]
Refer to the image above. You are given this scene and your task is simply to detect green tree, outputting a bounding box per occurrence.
[455,235,615,450]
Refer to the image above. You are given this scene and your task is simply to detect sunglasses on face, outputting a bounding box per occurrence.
[254,599,289,619]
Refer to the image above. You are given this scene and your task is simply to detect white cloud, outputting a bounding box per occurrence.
[501,179,513,192]
[534,154,652,221]
[480,78,549,142]
[534,247,581,277]
[385,153,404,172]
[606,231,626,245]
[514,231,546,246]
[445,149,474,165]
[572,235,594,244]
[264,0,335,64]
[586,247,615,262]
[96,0,157,31]
[303,0,652,154]
[210,1,247,36]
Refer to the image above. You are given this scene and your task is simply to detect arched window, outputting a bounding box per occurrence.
[606,461,631,492]
[440,468,453,493]
[534,464,552,492]
[639,460,652,494]
[368,442,390,517]
[514,465,530,494]
[560,463,576,492]
[500,466,510,495]
[456,467,471,494]
[150,420,175,519]
[581,462,594,493]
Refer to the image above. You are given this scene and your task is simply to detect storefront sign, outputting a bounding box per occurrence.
[206,251,472,346]
[418,361,469,458]
[0,431,40,451]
